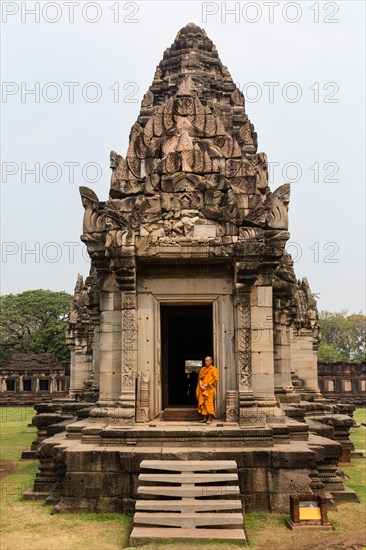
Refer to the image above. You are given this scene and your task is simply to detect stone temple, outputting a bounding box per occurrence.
[26,23,357,515]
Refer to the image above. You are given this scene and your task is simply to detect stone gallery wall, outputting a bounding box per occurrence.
[0,354,70,405]
[318,362,366,405]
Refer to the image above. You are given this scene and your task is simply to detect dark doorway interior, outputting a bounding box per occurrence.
[161,304,213,408]
[23,379,32,392]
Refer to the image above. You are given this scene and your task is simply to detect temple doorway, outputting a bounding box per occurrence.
[161,304,213,408]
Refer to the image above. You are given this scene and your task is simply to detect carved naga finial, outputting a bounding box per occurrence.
[110,150,122,170]
[266,183,290,230]
[79,186,104,235]
[74,273,84,293]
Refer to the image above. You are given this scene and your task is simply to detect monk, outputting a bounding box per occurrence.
[196,356,219,424]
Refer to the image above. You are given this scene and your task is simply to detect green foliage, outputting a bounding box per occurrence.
[317,343,347,362]
[0,290,72,362]
[318,310,366,363]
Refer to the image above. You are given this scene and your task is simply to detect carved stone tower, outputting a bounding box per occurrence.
[74,23,320,426]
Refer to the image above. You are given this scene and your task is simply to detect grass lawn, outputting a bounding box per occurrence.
[0,407,365,550]
[351,408,366,452]
[353,408,366,425]
[0,406,36,461]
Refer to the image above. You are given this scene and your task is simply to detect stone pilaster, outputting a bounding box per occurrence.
[68,340,76,396]
[136,371,150,423]
[96,290,122,406]
[71,336,93,398]
[291,328,322,400]
[117,292,138,423]
[235,287,256,426]
[273,306,298,402]
[251,285,275,400]
[251,284,285,423]
[92,325,100,390]
[225,390,238,422]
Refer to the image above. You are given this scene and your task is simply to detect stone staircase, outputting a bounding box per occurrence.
[130,460,246,546]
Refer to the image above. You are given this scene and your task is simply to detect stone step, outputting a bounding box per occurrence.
[134,512,243,528]
[351,450,365,458]
[139,472,238,483]
[22,490,50,501]
[140,459,237,471]
[21,450,37,459]
[136,499,242,511]
[130,527,246,546]
[138,485,240,497]
[332,487,360,504]
[162,407,200,421]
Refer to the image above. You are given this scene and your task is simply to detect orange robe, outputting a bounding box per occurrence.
[196,365,219,416]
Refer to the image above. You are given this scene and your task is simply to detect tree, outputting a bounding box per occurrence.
[318,310,366,363]
[0,290,72,362]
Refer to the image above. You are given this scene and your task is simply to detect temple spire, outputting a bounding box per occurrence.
[137,23,254,144]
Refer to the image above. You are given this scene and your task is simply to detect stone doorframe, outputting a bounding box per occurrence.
[137,291,236,420]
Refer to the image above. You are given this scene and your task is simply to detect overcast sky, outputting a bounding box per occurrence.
[1,0,365,313]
